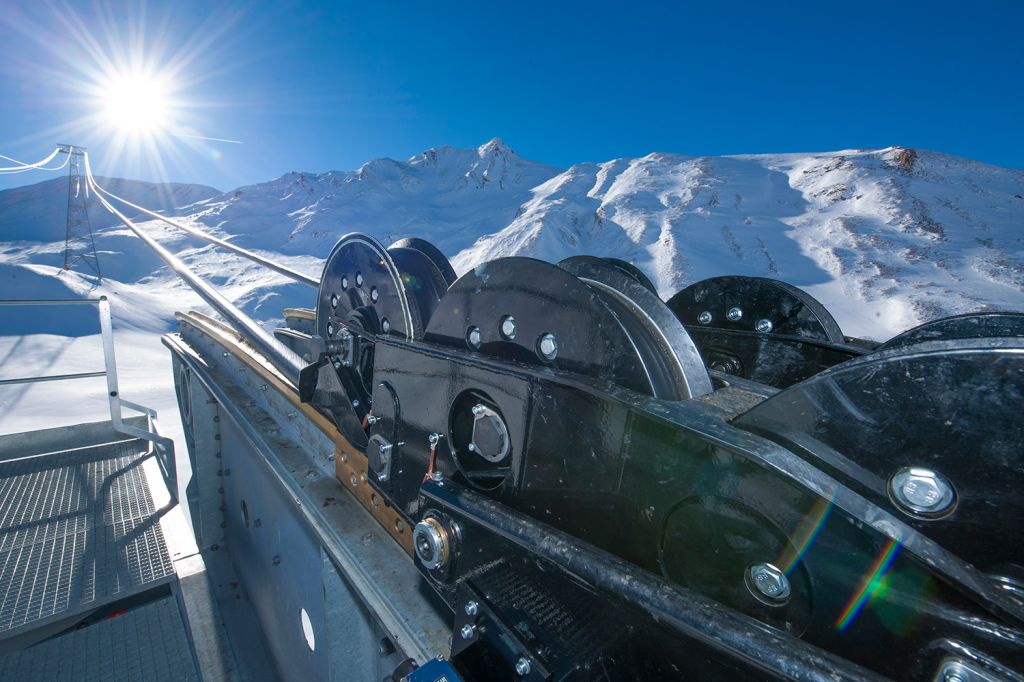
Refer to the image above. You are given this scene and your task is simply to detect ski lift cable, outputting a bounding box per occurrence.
[0,147,61,172]
[85,153,319,289]
[82,153,307,384]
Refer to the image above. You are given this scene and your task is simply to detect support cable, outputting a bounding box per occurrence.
[0,151,72,175]
[0,147,60,172]
[82,153,307,386]
[86,160,319,289]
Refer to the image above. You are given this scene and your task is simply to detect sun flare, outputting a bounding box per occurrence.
[100,72,173,135]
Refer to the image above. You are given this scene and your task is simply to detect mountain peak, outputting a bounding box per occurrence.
[478,137,514,157]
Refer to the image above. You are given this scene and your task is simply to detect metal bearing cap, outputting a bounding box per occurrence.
[413,516,450,570]
[469,404,510,463]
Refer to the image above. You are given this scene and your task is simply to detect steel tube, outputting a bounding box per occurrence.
[0,371,106,386]
[84,157,307,385]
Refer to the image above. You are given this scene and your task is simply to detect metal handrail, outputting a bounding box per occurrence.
[0,296,177,493]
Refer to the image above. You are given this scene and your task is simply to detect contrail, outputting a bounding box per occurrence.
[171,132,244,144]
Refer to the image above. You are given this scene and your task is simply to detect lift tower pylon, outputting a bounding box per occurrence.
[58,144,102,280]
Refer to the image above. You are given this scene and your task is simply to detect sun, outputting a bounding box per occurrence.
[99,71,173,135]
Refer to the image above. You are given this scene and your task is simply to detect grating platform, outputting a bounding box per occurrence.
[0,594,200,681]
[0,438,176,639]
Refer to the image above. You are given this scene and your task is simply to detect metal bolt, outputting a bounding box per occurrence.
[428,470,443,481]
[755,319,773,333]
[538,333,558,360]
[748,562,791,601]
[500,315,517,339]
[341,275,349,288]
[371,286,379,302]
[333,360,342,369]
[467,443,476,452]
[460,623,476,640]
[367,415,379,425]
[327,323,334,336]
[352,399,360,408]
[727,306,743,322]
[467,326,482,349]
[890,467,955,515]
[698,311,713,325]
[472,404,485,415]
[515,658,531,676]
[428,432,441,446]
[331,293,338,308]
[464,600,479,616]
[355,271,363,287]
[381,318,391,334]
[350,474,357,486]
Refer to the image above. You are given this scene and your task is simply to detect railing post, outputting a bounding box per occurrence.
[97,295,124,431]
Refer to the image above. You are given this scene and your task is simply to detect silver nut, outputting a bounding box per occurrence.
[460,623,476,640]
[464,600,479,617]
[341,275,349,289]
[747,562,791,602]
[755,319,773,333]
[381,318,390,334]
[727,306,743,322]
[371,286,379,302]
[467,326,482,349]
[538,333,558,360]
[472,404,485,415]
[698,311,713,325]
[515,657,531,676]
[327,323,334,336]
[330,294,338,307]
[355,272,363,287]
[500,315,517,339]
[890,467,955,515]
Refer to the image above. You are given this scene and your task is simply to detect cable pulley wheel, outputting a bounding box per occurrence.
[558,256,711,399]
[559,255,659,294]
[425,256,711,400]
[880,311,1024,350]
[666,275,846,343]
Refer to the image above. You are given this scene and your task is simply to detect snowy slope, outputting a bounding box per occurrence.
[1,139,1022,340]
[0,176,220,242]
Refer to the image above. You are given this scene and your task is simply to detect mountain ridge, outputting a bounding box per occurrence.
[1,139,1021,340]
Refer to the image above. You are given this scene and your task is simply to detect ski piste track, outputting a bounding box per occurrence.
[1,144,1023,681]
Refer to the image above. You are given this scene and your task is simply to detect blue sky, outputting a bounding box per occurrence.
[1,1,1021,192]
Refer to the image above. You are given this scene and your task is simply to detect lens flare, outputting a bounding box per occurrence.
[835,538,901,631]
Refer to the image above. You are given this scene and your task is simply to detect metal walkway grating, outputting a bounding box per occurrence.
[0,439,176,637]
[0,594,200,681]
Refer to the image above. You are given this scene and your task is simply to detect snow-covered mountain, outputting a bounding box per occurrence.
[1,138,1022,340]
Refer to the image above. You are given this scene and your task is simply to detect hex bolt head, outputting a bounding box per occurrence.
[500,315,517,339]
[327,323,334,336]
[381,318,391,334]
[515,658,531,676]
[890,467,955,516]
[355,271,363,287]
[538,333,558,360]
[698,311,713,325]
[472,404,485,415]
[727,306,743,322]
[467,326,482,349]
[341,275,349,289]
[371,286,380,303]
[330,294,338,308]
[464,600,479,617]
[755,319,773,333]
[747,562,791,602]
[460,623,477,640]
